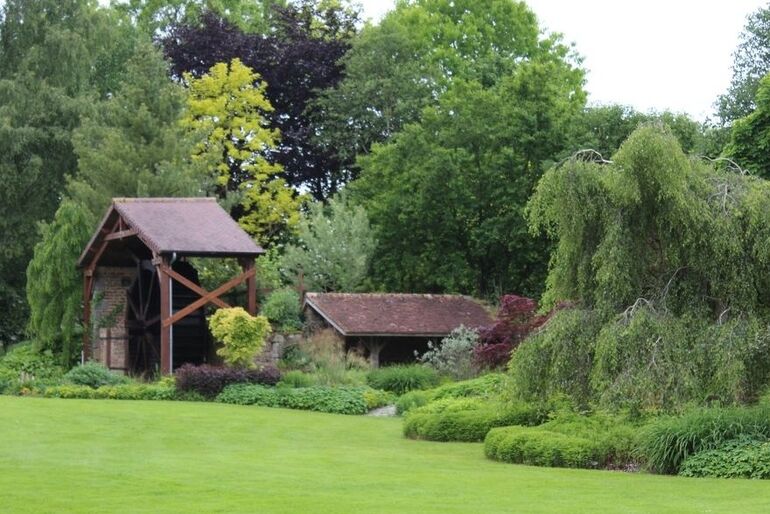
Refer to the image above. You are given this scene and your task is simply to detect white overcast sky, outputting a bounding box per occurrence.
[359,0,768,121]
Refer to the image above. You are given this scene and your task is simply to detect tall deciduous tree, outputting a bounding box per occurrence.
[114,0,285,35]
[313,0,553,181]
[725,73,770,178]
[281,193,376,292]
[26,201,95,366]
[717,5,770,124]
[163,3,358,199]
[68,41,200,218]
[355,54,585,297]
[182,58,303,246]
[0,0,141,346]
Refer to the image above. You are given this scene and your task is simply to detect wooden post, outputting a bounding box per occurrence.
[241,258,257,315]
[82,270,94,362]
[157,258,172,375]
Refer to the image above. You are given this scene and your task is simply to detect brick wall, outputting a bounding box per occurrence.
[92,266,136,373]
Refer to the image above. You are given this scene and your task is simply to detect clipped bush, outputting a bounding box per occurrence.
[209,307,271,367]
[396,390,431,415]
[366,364,439,395]
[362,388,395,410]
[403,401,543,442]
[215,384,281,407]
[484,411,639,469]
[64,361,129,388]
[431,373,507,401]
[679,437,770,479]
[174,363,281,398]
[417,325,478,380]
[261,288,302,332]
[215,384,387,415]
[638,405,770,474]
[485,426,598,468]
[278,370,316,388]
[43,383,178,401]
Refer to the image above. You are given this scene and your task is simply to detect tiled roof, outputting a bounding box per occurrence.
[79,198,263,267]
[304,293,494,337]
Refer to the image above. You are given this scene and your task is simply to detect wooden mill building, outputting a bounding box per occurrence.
[78,198,263,376]
[303,293,494,366]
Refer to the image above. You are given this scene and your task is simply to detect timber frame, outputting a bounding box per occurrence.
[79,198,264,375]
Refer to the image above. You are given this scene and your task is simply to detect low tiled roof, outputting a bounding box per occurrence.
[79,198,263,267]
[304,293,494,337]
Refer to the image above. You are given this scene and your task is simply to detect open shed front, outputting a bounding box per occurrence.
[78,198,263,376]
[304,293,495,367]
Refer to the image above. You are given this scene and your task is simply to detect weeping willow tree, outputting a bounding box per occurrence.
[26,200,95,366]
[512,124,770,411]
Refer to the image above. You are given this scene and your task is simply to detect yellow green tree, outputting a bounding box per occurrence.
[182,58,303,246]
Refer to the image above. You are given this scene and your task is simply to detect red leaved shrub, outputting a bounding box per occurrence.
[473,295,550,370]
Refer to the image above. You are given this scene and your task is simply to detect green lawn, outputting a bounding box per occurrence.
[1,397,769,513]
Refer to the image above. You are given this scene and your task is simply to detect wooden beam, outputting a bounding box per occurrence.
[158,259,172,374]
[82,272,94,362]
[162,267,255,328]
[104,228,137,241]
[157,263,230,309]
[240,258,256,315]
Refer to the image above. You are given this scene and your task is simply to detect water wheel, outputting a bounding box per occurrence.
[126,260,161,376]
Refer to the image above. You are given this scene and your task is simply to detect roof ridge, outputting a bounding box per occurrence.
[112,197,217,203]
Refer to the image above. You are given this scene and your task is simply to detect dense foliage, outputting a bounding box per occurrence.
[281,193,376,292]
[515,125,770,411]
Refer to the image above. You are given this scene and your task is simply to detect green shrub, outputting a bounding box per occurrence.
[278,370,316,388]
[215,384,281,406]
[396,390,431,415]
[261,288,302,332]
[679,437,770,479]
[403,401,543,442]
[366,365,439,395]
[216,384,388,415]
[63,361,129,388]
[209,307,271,367]
[485,426,598,468]
[43,383,177,400]
[431,373,507,401]
[638,405,770,474]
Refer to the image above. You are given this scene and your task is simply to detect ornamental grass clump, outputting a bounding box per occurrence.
[366,364,439,395]
[208,307,271,368]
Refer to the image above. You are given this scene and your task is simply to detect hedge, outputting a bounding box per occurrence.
[403,401,543,442]
[215,384,393,415]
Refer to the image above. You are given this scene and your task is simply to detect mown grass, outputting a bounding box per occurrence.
[1,396,769,513]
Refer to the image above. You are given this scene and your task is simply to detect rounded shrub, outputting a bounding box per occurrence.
[484,426,598,468]
[403,401,543,442]
[366,364,439,395]
[63,361,129,388]
[261,288,302,332]
[395,390,432,415]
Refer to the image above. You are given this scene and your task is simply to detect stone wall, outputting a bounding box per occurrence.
[92,266,136,373]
